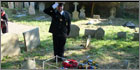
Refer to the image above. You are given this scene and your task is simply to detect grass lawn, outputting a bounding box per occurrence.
[1,8,139,69]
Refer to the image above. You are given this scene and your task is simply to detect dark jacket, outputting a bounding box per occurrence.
[43,6,71,36]
[1,9,8,29]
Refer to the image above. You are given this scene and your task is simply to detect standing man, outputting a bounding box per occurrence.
[44,2,71,61]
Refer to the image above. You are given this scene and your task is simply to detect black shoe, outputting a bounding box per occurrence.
[52,58,63,62]
[62,56,67,58]
[58,58,63,62]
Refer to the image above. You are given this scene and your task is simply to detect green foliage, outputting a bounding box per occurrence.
[1,2,8,8]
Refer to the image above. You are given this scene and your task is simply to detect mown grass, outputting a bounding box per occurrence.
[1,8,139,69]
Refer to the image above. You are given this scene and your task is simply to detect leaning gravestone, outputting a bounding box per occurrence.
[95,28,105,39]
[84,29,96,37]
[117,32,126,39]
[1,33,21,60]
[85,35,91,49]
[23,27,40,52]
[68,24,80,37]
[133,33,139,41]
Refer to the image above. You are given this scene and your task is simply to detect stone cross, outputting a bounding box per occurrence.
[109,7,116,19]
[72,2,79,20]
[73,2,79,11]
[79,6,86,19]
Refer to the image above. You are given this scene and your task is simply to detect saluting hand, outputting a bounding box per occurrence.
[52,2,59,9]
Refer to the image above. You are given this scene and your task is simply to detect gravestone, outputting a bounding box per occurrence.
[21,58,36,69]
[1,33,21,60]
[117,32,126,39]
[39,2,45,12]
[109,7,116,19]
[79,6,86,19]
[24,2,29,8]
[95,28,105,39]
[30,2,35,7]
[15,2,23,10]
[8,2,14,9]
[28,5,35,15]
[133,33,139,41]
[23,27,40,52]
[68,24,80,37]
[93,15,100,19]
[14,2,19,8]
[84,29,96,37]
[72,2,79,20]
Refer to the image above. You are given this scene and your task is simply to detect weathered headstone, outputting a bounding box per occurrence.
[23,27,40,52]
[79,6,86,19]
[95,28,105,39]
[117,32,126,39]
[15,2,23,10]
[84,29,96,37]
[8,2,14,9]
[39,2,45,12]
[30,2,35,7]
[24,2,29,8]
[21,58,36,69]
[68,24,80,37]
[1,33,21,60]
[133,33,139,41]
[93,15,100,19]
[72,2,79,20]
[109,7,116,19]
[28,5,35,15]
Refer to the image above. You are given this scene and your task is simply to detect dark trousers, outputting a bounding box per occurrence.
[53,34,66,57]
[2,27,8,33]
[1,21,8,33]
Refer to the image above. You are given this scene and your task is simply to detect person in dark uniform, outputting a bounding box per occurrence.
[1,8,8,33]
[43,2,71,61]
